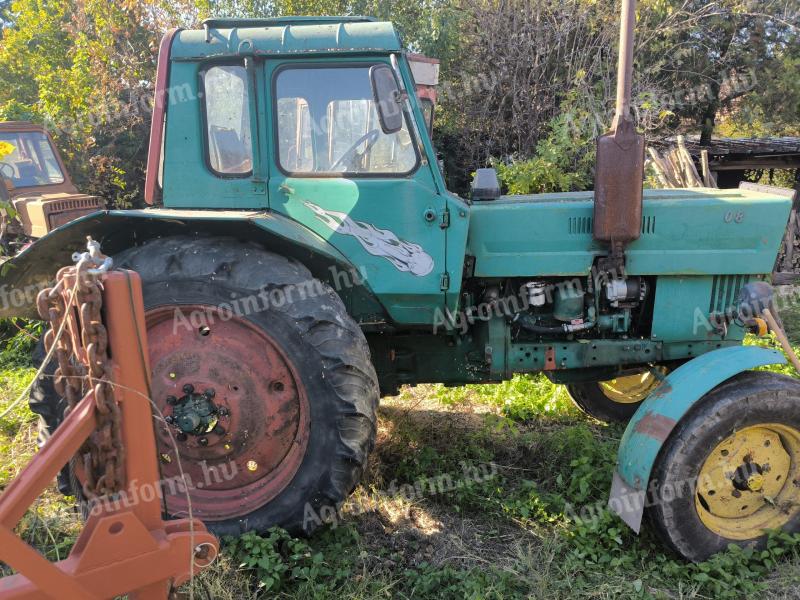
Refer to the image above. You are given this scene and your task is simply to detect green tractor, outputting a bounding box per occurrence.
[4,8,799,562]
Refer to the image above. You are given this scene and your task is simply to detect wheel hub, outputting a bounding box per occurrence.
[695,424,800,540]
[146,305,310,521]
[166,384,227,440]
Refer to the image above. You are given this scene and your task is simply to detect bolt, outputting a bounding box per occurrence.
[183,383,195,394]
[218,407,230,417]
[732,489,742,498]
[204,388,216,398]
[198,437,209,447]
[166,395,178,406]
[165,415,175,425]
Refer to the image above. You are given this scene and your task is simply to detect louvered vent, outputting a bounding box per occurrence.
[709,275,751,314]
[568,216,593,235]
[642,215,656,235]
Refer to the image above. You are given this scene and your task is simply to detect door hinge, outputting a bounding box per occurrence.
[440,272,451,291]
[440,207,450,229]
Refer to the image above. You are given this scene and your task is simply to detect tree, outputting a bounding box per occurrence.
[0,0,160,207]
[637,0,799,143]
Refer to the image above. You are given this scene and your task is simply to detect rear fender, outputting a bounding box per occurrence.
[608,345,787,532]
[0,209,384,320]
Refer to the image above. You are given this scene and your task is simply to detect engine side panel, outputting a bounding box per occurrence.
[467,188,791,277]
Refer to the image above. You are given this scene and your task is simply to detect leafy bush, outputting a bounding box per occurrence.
[224,527,358,592]
[490,113,594,195]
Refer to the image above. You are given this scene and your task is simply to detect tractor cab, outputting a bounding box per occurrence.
[0,122,103,244]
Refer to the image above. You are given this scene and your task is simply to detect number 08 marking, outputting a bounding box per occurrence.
[724,211,745,224]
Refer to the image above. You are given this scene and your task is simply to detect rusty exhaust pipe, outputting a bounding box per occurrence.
[593,0,644,268]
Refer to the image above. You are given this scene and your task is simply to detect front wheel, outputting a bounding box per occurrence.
[648,372,800,562]
[566,367,668,423]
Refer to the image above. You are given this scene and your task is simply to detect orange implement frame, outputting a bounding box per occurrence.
[0,270,218,599]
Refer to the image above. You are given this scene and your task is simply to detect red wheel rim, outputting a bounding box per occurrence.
[145,305,310,521]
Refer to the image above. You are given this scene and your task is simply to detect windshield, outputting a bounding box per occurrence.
[0,131,65,187]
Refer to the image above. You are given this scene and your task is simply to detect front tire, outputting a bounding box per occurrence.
[30,236,379,537]
[648,372,800,562]
[566,367,667,423]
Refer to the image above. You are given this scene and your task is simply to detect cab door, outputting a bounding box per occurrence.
[265,59,446,326]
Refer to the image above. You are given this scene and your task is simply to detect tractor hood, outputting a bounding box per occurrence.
[466,187,792,278]
[11,191,104,238]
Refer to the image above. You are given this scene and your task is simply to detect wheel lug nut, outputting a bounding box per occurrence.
[732,489,742,498]
[204,388,215,398]
[218,407,229,417]
[198,437,209,446]
[183,383,195,394]
[166,395,178,406]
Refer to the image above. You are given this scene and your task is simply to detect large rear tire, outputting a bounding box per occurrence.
[29,236,379,537]
[648,371,800,562]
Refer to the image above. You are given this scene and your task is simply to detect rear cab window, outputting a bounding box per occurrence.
[202,65,253,177]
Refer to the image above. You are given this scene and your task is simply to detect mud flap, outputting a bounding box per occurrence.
[608,345,787,532]
[609,470,646,533]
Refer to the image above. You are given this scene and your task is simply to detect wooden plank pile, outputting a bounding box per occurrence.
[647,135,717,188]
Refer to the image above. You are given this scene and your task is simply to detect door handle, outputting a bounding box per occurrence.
[279,183,294,196]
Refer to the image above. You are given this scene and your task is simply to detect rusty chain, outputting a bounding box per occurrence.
[35,238,124,499]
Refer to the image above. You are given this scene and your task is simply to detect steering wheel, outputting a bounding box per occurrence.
[0,162,14,179]
[330,129,381,172]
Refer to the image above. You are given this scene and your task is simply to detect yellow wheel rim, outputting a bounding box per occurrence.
[599,367,667,404]
[696,423,800,540]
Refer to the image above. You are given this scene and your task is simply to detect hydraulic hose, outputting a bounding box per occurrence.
[512,311,596,334]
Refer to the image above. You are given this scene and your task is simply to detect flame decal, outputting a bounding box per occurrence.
[305,202,434,277]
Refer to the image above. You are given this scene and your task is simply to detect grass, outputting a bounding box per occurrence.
[1,323,800,598]
[0,324,83,573]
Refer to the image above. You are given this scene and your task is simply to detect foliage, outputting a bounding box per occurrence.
[0,140,12,160]
[403,563,528,598]
[491,113,595,195]
[0,0,157,208]
[0,0,795,199]
[224,526,359,592]
[634,0,799,143]
[433,372,578,420]
[0,319,38,368]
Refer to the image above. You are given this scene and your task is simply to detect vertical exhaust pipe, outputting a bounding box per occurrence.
[593,0,644,270]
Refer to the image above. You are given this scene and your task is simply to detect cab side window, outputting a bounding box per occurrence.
[275,66,418,175]
[203,65,253,176]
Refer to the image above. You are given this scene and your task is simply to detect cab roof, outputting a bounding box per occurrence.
[171,17,402,60]
[0,121,48,133]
